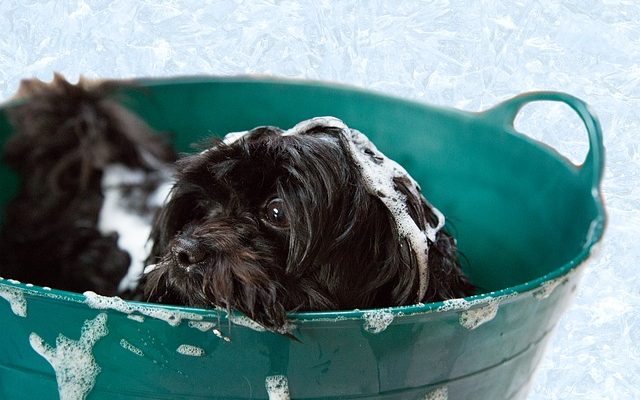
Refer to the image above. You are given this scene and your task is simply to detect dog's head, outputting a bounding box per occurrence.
[5,74,175,199]
[143,117,473,331]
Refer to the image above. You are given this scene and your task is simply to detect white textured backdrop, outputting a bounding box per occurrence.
[1,1,638,399]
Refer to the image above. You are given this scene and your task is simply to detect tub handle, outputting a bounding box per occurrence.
[483,91,605,194]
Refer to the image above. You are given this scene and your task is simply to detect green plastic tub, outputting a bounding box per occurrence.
[0,77,605,399]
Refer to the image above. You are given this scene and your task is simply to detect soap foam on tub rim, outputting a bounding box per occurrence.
[0,285,27,317]
[83,291,203,326]
[362,309,395,334]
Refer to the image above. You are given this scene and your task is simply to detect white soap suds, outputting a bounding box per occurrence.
[532,267,583,300]
[275,321,298,336]
[362,310,395,333]
[29,313,108,400]
[425,386,448,400]
[459,303,499,330]
[229,314,267,332]
[0,285,27,317]
[265,375,290,400]
[226,313,296,335]
[438,296,508,330]
[7,279,21,284]
[283,117,445,301]
[188,321,216,332]
[119,339,144,357]
[437,298,469,312]
[176,344,205,357]
[98,163,174,292]
[84,291,202,326]
[127,314,145,323]
[533,275,568,300]
[213,328,232,342]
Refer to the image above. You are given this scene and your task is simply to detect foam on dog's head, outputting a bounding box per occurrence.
[282,117,445,302]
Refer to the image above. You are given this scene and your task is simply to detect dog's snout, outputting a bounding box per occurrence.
[172,237,206,267]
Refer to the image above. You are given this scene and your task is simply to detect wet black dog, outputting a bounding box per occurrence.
[0,77,473,332]
[141,118,474,331]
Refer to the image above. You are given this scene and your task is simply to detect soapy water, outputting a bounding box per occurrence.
[0,284,27,317]
[438,295,517,330]
[188,321,216,332]
[213,328,232,342]
[29,313,109,400]
[424,386,448,400]
[531,265,583,301]
[119,339,144,357]
[229,314,266,332]
[532,276,567,300]
[459,303,499,330]
[265,375,290,400]
[127,314,145,323]
[362,309,395,334]
[83,291,202,327]
[84,289,284,340]
[176,344,205,357]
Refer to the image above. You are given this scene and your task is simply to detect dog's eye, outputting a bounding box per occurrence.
[264,198,288,227]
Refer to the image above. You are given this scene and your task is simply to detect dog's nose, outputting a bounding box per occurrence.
[171,237,206,268]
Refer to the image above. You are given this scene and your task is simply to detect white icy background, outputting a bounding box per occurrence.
[0,1,638,398]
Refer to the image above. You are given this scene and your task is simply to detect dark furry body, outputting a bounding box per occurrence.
[0,76,474,332]
[0,76,175,295]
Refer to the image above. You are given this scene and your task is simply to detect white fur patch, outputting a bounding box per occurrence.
[97,162,173,292]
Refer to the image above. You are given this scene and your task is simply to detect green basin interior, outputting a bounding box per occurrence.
[0,77,605,400]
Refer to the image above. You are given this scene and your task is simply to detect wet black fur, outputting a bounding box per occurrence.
[0,75,175,295]
[141,126,474,331]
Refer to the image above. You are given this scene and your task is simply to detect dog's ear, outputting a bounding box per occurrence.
[422,227,475,301]
[392,176,475,302]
